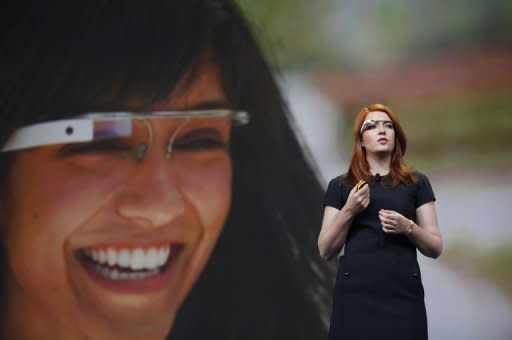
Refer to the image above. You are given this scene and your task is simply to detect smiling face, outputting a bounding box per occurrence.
[360,110,396,156]
[0,64,232,339]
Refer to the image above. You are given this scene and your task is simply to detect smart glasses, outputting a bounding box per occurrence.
[360,119,394,133]
[2,110,249,161]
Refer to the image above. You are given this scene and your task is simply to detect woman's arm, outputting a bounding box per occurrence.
[318,185,369,260]
[317,206,354,260]
[379,201,443,258]
[407,201,443,258]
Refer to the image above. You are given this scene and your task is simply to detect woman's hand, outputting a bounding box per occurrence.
[379,204,443,258]
[318,182,369,260]
[378,209,411,234]
[345,183,370,216]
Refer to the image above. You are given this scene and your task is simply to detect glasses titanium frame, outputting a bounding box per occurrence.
[360,119,393,134]
[2,110,249,157]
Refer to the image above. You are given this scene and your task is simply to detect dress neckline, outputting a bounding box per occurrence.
[370,172,392,186]
[370,172,391,178]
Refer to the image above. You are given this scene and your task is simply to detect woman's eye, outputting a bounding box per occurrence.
[173,129,227,151]
[384,123,394,129]
[57,139,134,157]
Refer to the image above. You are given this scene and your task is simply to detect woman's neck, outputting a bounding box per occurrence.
[366,153,391,175]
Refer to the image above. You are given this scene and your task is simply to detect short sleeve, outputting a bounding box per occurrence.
[323,177,345,209]
[415,172,436,207]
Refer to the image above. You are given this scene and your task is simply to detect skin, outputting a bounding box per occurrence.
[0,62,233,339]
[318,110,442,260]
[318,183,369,260]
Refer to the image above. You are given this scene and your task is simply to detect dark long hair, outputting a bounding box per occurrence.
[0,1,332,339]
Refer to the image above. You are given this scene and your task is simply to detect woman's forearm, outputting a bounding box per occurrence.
[407,222,443,258]
[318,207,355,260]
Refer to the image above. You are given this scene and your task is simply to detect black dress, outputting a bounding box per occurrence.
[324,172,435,340]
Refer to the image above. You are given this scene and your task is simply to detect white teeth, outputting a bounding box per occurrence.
[158,247,170,266]
[98,249,107,264]
[130,248,145,270]
[91,249,99,261]
[145,248,159,269]
[94,264,160,280]
[107,248,117,266]
[118,249,131,267]
[86,246,172,271]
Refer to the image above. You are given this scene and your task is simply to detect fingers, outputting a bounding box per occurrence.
[355,185,370,206]
[349,182,369,202]
[347,182,370,215]
[350,181,369,195]
[381,223,400,234]
[361,189,370,207]
[356,183,369,197]
[355,179,367,192]
[380,219,398,233]
[379,209,402,234]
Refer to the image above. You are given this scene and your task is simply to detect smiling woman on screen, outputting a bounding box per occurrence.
[0,1,332,339]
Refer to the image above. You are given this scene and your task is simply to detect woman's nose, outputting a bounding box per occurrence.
[377,122,387,133]
[115,158,185,228]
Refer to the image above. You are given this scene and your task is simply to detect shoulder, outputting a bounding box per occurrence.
[325,174,349,194]
[411,170,431,183]
[324,175,350,209]
[326,174,350,189]
[327,175,342,185]
[411,171,436,205]
[326,176,341,193]
[412,170,427,178]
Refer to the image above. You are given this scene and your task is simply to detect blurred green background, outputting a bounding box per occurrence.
[236,0,512,336]
[237,0,512,170]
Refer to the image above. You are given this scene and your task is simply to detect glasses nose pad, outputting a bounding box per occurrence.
[166,142,173,160]
[134,143,148,162]
[166,118,191,160]
[130,118,153,162]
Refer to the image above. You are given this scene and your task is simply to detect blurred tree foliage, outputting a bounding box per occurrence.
[235,0,338,68]
[236,0,512,69]
[235,0,512,168]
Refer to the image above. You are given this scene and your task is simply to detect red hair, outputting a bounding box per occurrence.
[343,103,416,186]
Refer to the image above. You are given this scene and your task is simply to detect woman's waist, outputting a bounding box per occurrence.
[338,249,420,274]
[345,228,416,253]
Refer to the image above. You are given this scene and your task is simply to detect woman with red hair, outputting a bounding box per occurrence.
[318,104,443,339]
